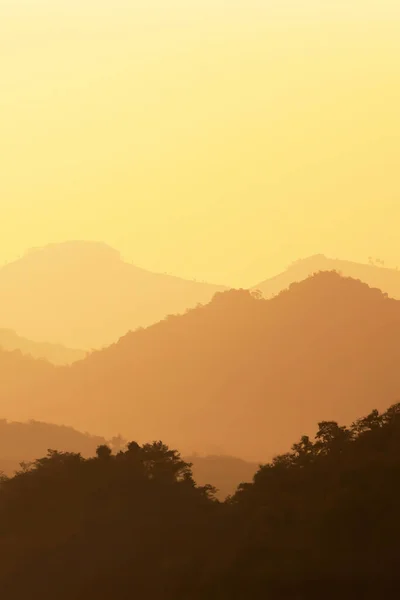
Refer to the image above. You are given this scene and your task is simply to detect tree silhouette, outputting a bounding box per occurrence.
[1,406,400,598]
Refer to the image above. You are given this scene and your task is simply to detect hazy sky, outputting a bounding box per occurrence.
[1,1,400,286]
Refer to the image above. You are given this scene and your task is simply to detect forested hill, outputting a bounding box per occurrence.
[1,402,400,598]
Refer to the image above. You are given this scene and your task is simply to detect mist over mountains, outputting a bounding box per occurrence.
[255,254,400,299]
[0,329,85,365]
[2,269,400,461]
[1,241,400,355]
[3,242,400,595]
[0,241,226,349]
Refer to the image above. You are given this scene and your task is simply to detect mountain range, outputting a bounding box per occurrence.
[254,254,400,298]
[2,270,400,461]
[0,329,85,365]
[2,243,400,353]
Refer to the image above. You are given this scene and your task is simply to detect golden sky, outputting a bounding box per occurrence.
[1,1,400,286]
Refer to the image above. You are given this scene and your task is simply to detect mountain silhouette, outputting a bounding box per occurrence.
[0,241,226,349]
[2,271,400,460]
[0,420,107,477]
[254,254,400,298]
[0,329,85,365]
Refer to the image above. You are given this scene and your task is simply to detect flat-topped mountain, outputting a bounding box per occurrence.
[0,241,226,349]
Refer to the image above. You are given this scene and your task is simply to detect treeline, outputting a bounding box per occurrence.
[0,419,256,498]
[1,403,400,598]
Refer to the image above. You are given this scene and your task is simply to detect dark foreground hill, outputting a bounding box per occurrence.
[0,328,85,365]
[2,271,400,460]
[1,403,400,599]
[0,241,225,349]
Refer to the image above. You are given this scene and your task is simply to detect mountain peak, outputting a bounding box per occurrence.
[255,254,400,300]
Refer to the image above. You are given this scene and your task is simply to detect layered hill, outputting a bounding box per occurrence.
[0,420,107,476]
[254,254,400,298]
[0,329,85,365]
[2,271,400,460]
[0,241,225,349]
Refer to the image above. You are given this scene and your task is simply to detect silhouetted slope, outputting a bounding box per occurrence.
[0,329,85,365]
[4,271,400,461]
[0,241,226,349]
[218,402,400,597]
[254,254,400,298]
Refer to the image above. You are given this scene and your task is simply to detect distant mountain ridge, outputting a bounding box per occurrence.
[1,242,399,352]
[0,329,85,365]
[0,241,226,349]
[0,420,107,472]
[254,254,400,298]
[2,271,400,461]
